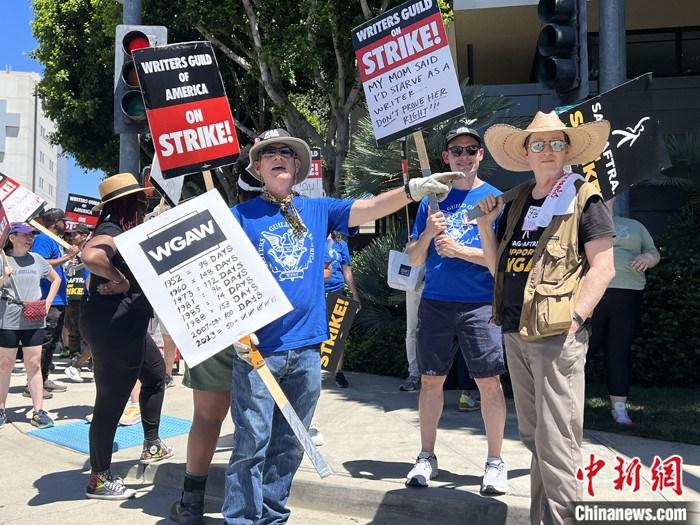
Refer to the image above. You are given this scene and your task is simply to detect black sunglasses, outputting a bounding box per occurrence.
[448,145,480,157]
[260,146,296,159]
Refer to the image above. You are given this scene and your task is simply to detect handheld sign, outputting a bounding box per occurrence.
[114,190,292,367]
[147,155,184,207]
[559,73,671,199]
[66,193,101,229]
[352,0,464,145]
[320,293,361,372]
[466,74,671,221]
[133,41,241,179]
[293,147,324,198]
[0,173,45,224]
[0,201,10,248]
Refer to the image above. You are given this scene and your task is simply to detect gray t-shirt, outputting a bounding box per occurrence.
[1,252,52,329]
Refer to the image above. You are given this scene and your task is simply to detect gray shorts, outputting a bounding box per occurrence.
[416,298,505,378]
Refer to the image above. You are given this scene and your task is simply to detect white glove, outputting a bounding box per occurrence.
[233,333,259,366]
[407,172,464,202]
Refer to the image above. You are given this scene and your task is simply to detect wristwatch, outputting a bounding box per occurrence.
[572,311,586,326]
[404,182,414,201]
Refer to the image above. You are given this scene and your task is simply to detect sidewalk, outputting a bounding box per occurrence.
[2,359,699,524]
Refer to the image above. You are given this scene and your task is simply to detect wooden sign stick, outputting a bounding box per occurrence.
[29,220,72,250]
[411,131,440,211]
[243,336,333,479]
[203,170,215,192]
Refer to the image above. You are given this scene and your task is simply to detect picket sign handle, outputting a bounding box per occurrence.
[411,131,440,211]
[29,220,72,250]
[241,335,333,479]
[157,196,166,215]
[203,170,215,192]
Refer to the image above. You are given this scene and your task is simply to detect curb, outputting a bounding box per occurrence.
[124,461,531,525]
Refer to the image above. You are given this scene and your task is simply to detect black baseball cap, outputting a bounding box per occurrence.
[39,208,69,226]
[444,125,482,148]
[72,224,92,235]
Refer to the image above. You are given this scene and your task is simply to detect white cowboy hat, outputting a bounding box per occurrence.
[484,111,610,172]
[246,128,312,184]
[93,173,150,211]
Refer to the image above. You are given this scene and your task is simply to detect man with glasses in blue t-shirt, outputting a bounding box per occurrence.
[404,125,509,495]
[219,128,465,525]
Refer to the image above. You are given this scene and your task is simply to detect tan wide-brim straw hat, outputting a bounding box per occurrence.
[484,111,611,172]
[92,172,150,211]
[246,128,312,184]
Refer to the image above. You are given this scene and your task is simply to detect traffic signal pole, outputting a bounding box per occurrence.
[599,0,629,216]
[119,0,142,177]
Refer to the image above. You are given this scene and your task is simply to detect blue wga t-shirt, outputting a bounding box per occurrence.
[410,183,501,303]
[232,196,355,355]
[32,232,67,306]
[324,239,351,293]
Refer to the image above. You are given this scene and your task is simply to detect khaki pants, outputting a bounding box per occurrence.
[504,329,588,525]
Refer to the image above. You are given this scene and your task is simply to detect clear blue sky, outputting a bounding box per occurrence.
[2,0,104,201]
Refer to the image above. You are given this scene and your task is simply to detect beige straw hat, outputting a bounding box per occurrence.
[484,111,610,172]
[246,128,312,184]
[93,173,150,211]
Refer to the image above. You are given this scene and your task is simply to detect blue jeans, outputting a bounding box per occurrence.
[223,346,321,525]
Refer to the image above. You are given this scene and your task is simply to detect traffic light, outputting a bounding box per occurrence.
[536,0,588,104]
[113,24,167,134]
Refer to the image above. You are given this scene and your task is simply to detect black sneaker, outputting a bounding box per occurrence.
[86,470,136,500]
[335,371,349,388]
[30,409,54,429]
[165,375,176,389]
[170,490,205,525]
[0,408,7,428]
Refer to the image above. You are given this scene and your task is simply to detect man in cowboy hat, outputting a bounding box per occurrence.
[31,208,79,396]
[404,125,509,495]
[221,128,463,525]
[475,111,615,525]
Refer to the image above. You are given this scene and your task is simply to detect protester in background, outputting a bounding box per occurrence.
[590,197,660,426]
[223,128,461,525]
[399,274,423,392]
[323,231,360,388]
[171,168,263,525]
[477,111,614,524]
[81,173,172,500]
[404,125,508,495]
[0,223,61,428]
[63,225,91,383]
[32,208,78,396]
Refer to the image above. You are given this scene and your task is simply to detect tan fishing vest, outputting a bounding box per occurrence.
[492,179,602,340]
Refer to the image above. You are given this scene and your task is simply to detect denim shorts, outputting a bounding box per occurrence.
[416,298,505,378]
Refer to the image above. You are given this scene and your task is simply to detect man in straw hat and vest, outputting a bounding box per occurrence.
[222,128,462,525]
[475,111,615,524]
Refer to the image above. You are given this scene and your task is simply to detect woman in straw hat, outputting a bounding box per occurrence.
[475,111,616,525]
[80,173,173,500]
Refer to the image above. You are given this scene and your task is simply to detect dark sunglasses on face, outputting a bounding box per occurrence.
[448,145,480,157]
[260,146,296,159]
[528,139,568,153]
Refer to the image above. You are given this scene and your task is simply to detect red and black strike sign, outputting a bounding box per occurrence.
[66,193,101,228]
[0,200,10,248]
[133,41,241,179]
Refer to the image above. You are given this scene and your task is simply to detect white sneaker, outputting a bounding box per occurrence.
[481,459,508,494]
[611,402,632,425]
[405,452,438,487]
[64,366,83,383]
[309,422,324,447]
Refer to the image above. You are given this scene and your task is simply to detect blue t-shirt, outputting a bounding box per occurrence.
[232,196,355,355]
[32,232,67,306]
[410,183,501,303]
[324,239,351,293]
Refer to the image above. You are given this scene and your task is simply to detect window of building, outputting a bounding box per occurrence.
[40,125,47,139]
[48,159,54,172]
[39,151,45,165]
[38,177,44,189]
[49,183,54,196]
[588,26,700,79]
